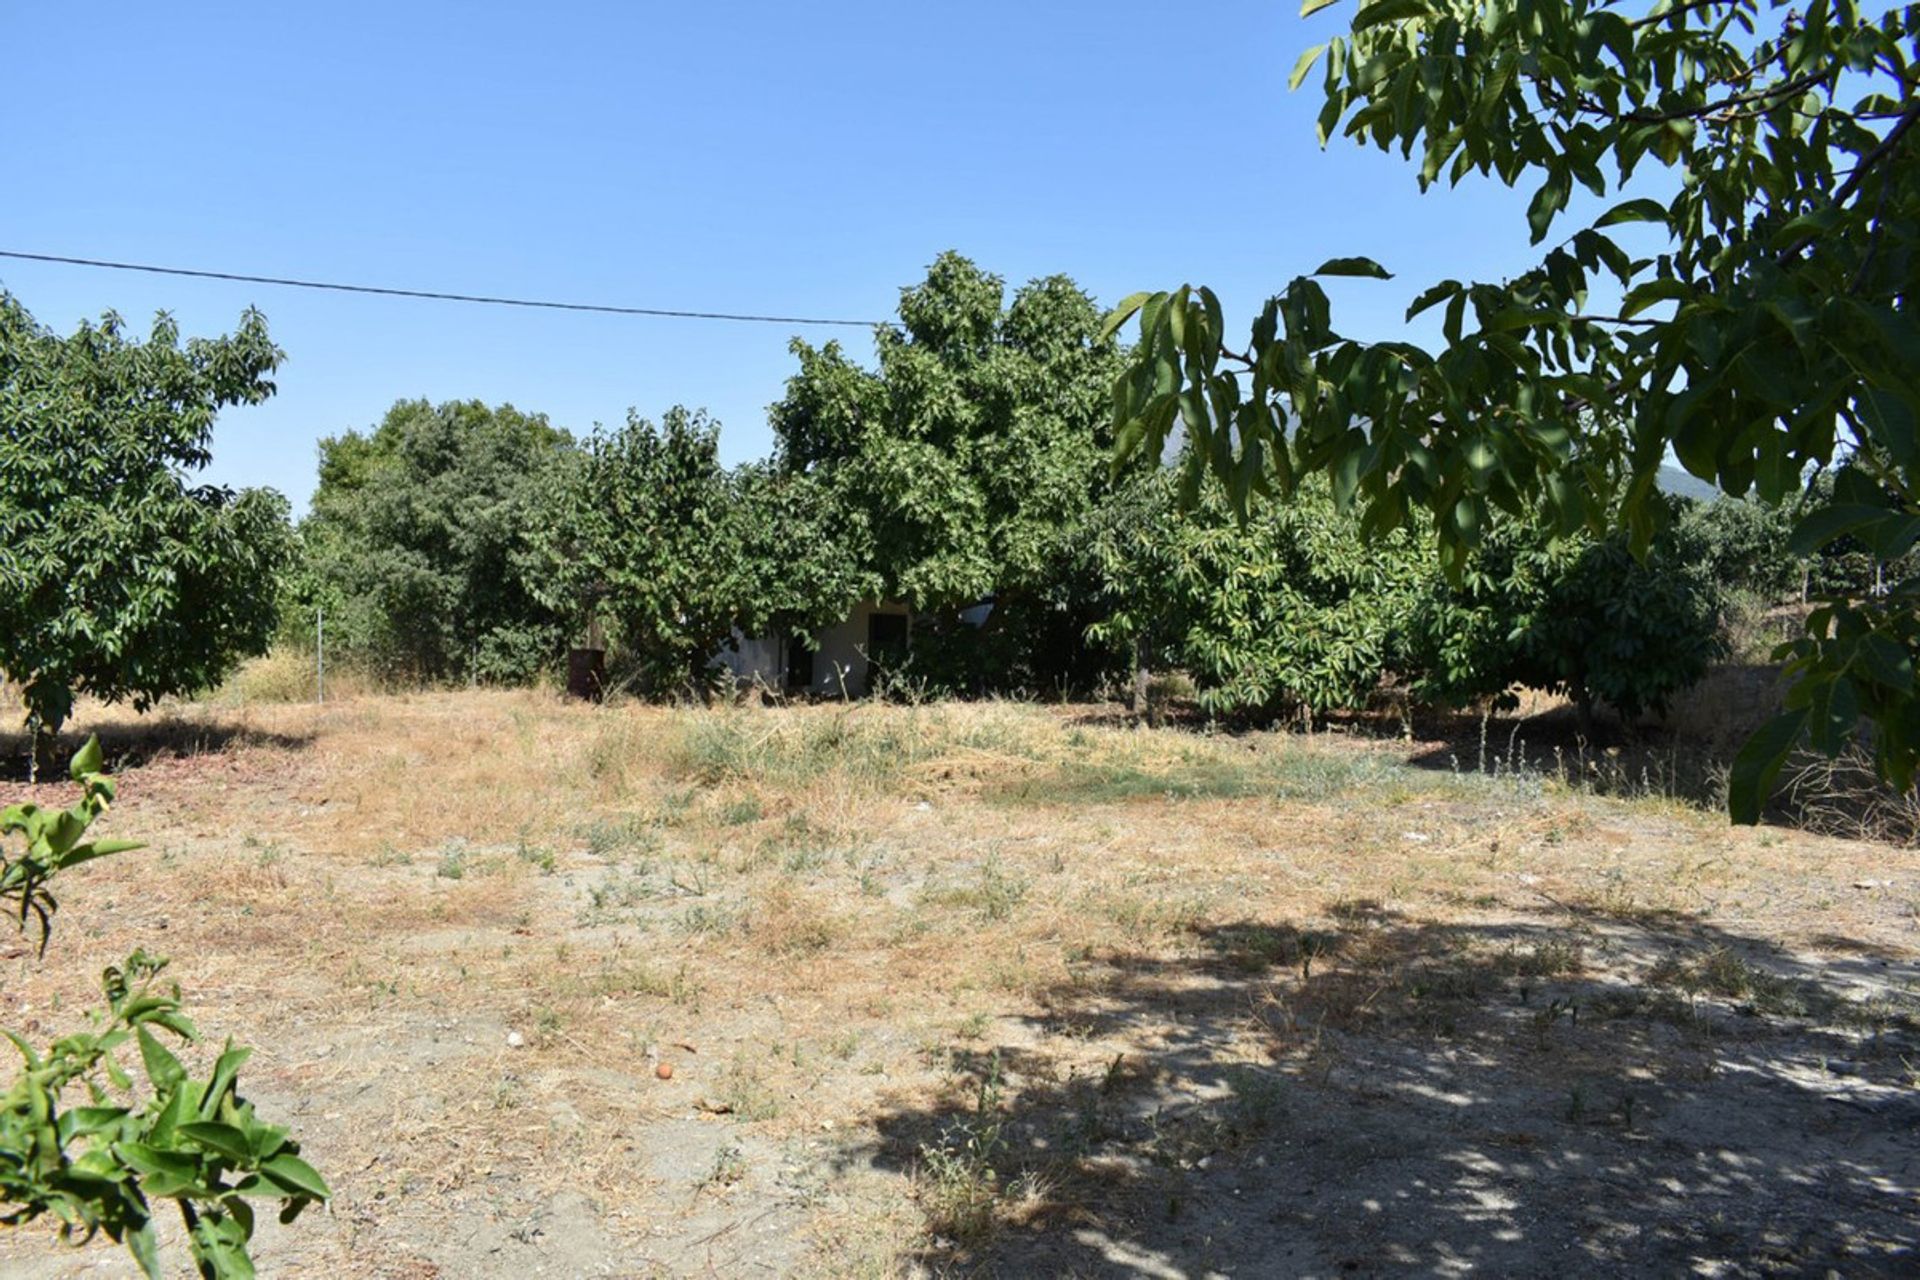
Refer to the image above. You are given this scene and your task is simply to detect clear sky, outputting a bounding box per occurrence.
[5,1,1559,514]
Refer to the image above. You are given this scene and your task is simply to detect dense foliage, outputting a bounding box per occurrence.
[1104,0,1920,818]
[1089,474,1426,715]
[1,740,328,1278]
[772,252,1128,690]
[0,294,292,743]
[1409,498,1727,723]
[1678,492,1805,603]
[530,408,739,695]
[1090,472,1723,722]
[290,399,575,683]
[531,408,876,696]
[0,247,1802,734]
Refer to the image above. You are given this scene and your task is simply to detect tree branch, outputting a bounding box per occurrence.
[1628,0,1723,31]
[1781,102,1920,262]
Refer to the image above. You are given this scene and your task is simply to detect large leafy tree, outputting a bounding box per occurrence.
[1089,473,1428,715]
[533,408,740,695]
[730,460,883,648]
[772,252,1129,685]
[531,408,876,697]
[1107,0,1919,819]
[293,399,575,683]
[0,293,292,745]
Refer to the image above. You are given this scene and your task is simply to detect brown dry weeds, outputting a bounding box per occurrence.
[0,689,1916,1278]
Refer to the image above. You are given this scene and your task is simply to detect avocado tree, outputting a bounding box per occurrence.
[291,399,576,684]
[529,408,740,696]
[730,461,883,651]
[1105,0,1919,819]
[771,253,1129,692]
[1408,498,1726,727]
[0,293,292,756]
[1088,469,1722,724]
[1088,472,1428,716]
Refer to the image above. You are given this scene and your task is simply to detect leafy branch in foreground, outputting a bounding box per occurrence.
[1106,0,1919,821]
[0,740,328,1278]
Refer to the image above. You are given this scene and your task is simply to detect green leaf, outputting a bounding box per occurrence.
[58,1105,130,1144]
[1354,0,1430,29]
[180,1121,254,1163]
[1100,293,1152,344]
[258,1153,331,1200]
[69,735,105,781]
[126,1217,163,1280]
[62,838,146,868]
[1312,257,1394,279]
[1526,166,1571,244]
[1290,43,1330,91]
[1859,387,1920,473]
[114,1141,201,1186]
[1787,503,1898,555]
[1300,0,1343,15]
[136,1027,187,1092]
[1620,278,1691,320]
[1729,709,1808,825]
[1857,634,1915,691]
[1405,280,1460,320]
[1593,198,1668,228]
[201,1043,253,1117]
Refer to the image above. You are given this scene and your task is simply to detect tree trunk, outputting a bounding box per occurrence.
[1130,637,1149,717]
[1573,686,1595,741]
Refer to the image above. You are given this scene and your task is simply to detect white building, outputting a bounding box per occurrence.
[718,599,913,697]
[718,598,993,697]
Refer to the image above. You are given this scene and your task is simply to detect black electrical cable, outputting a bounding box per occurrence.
[0,249,893,329]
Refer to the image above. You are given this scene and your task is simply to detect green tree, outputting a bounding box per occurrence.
[1089,473,1427,716]
[534,407,739,695]
[0,294,292,749]
[772,253,1129,689]
[730,461,883,649]
[293,399,576,683]
[1409,500,1727,728]
[1106,0,1919,819]
[1088,471,1721,724]
[1678,493,1806,603]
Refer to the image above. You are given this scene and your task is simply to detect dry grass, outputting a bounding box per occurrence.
[0,689,1915,1277]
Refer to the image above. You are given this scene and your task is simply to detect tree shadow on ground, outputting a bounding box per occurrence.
[846,899,1920,1277]
[0,715,314,784]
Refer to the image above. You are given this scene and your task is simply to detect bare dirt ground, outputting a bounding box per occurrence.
[0,689,1915,1277]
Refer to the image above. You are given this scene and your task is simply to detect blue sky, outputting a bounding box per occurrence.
[5,1,1561,514]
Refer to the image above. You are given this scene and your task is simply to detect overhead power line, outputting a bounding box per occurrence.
[0,249,893,329]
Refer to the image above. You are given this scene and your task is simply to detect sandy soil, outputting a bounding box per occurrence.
[0,690,1914,1277]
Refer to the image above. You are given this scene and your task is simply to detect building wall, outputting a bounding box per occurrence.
[716,600,914,698]
[717,632,785,690]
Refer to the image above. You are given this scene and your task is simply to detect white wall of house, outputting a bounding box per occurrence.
[718,632,785,690]
[716,600,914,698]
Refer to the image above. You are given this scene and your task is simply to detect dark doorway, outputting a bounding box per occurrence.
[866,611,909,690]
[785,633,815,692]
